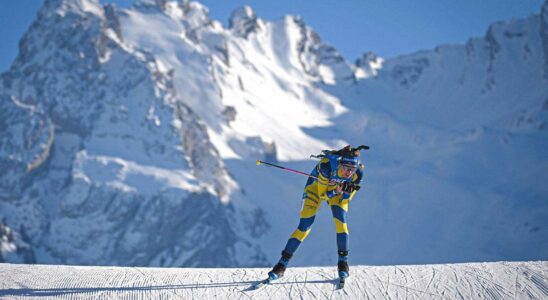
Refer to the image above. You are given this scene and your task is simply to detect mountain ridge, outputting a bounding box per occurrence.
[0,0,546,268]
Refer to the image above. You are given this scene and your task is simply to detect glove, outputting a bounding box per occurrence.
[340,181,360,193]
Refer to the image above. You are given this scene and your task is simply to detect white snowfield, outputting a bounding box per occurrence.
[0,261,547,299]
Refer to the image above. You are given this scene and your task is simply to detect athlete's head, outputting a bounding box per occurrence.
[338,156,359,178]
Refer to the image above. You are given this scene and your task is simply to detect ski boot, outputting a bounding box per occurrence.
[337,251,349,280]
[267,251,292,281]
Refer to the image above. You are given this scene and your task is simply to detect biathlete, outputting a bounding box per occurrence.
[267,145,368,281]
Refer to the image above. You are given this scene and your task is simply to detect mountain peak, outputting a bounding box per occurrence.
[42,0,103,17]
[229,6,260,38]
[134,0,211,29]
[134,0,167,9]
[181,1,210,28]
[354,51,384,79]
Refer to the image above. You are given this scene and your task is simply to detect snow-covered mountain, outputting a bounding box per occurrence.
[0,0,547,268]
[1,261,547,299]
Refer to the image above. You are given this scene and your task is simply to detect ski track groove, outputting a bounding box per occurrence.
[1,262,548,299]
[416,267,436,299]
[522,270,546,299]
[198,271,207,299]
[404,266,422,300]
[74,267,104,300]
[287,271,296,298]
[132,266,185,300]
[449,265,466,300]
[355,268,369,300]
[362,279,372,300]
[465,265,514,300]
[328,273,336,300]
[315,268,333,300]
[59,266,74,299]
[373,267,449,300]
[395,279,448,299]
[371,269,388,298]
[513,271,520,300]
[387,268,392,298]
[527,270,548,296]
[422,267,436,298]
[171,268,191,299]
[84,268,118,300]
[397,266,409,299]
[298,270,308,299]
[232,269,244,299]
[379,268,392,298]
[204,271,215,299]
[312,267,336,299]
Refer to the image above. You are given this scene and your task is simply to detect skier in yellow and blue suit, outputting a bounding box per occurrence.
[268,145,364,281]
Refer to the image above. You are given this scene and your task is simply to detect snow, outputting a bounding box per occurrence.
[72,150,200,197]
[0,261,547,299]
[80,0,104,17]
[119,4,347,161]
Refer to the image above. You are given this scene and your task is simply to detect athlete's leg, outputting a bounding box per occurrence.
[283,195,321,255]
[329,197,350,276]
[269,187,321,279]
[329,197,349,251]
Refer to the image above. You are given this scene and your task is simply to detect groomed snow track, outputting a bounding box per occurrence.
[1,261,547,299]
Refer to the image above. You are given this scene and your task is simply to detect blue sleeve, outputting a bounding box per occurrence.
[353,168,363,185]
[318,160,331,178]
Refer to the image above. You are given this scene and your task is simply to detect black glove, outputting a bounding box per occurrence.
[340,181,360,193]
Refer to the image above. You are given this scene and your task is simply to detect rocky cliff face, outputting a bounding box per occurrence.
[0,0,264,267]
[0,220,34,263]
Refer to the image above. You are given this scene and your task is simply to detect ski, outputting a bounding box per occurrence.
[244,277,274,291]
[245,270,285,291]
[337,277,345,289]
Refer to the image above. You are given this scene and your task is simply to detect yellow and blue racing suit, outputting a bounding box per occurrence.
[282,155,363,256]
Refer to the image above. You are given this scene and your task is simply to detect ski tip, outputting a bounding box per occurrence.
[256,160,262,165]
[337,276,347,289]
[244,278,272,292]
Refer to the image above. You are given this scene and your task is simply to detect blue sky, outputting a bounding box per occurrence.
[0,0,544,72]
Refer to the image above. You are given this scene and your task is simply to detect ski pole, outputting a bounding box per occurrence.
[256,160,319,180]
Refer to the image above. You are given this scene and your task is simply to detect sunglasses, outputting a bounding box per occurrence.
[340,164,357,173]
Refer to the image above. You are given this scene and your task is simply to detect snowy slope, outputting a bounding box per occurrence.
[318,7,548,265]
[1,261,547,299]
[0,0,547,269]
[117,0,348,161]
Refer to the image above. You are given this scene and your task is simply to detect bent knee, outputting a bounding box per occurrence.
[297,216,315,231]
